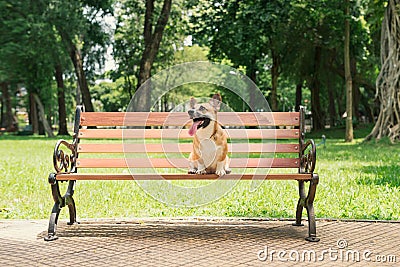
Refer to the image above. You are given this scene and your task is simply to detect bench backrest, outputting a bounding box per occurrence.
[68,106,307,174]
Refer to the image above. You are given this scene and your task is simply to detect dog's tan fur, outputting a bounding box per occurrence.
[188,94,230,176]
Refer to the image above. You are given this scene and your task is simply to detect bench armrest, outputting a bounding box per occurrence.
[53,139,77,174]
[300,139,316,174]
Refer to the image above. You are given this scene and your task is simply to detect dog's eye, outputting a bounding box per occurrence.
[199,106,207,111]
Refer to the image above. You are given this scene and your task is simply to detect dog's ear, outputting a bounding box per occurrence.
[190,97,197,109]
[209,93,222,111]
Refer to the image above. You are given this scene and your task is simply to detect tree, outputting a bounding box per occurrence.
[344,0,353,142]
[50,0,113,112]
[366,0,400,142]
[114,0,189,111]
[284,0,375,130]
[0,0,29,132]
[191,0,292,111]
[288,0,344,130]
[0,82,17,131]
[0,0,57,135]
[136,0,172,111]
[0,0,112,136]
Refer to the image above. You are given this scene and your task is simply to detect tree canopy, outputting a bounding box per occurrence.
[0,0,395,141]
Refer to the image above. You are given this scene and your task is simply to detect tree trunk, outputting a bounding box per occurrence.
[247,58,258,110]
[0,83,7,129]
[29,92,39,134]
[311,46,324,130]
[38,118,45,135]
[344,0,354,142]
[135,0,172,111]
[0,93,3,128]
[295,81,302,112]
[55,65,69,135]
[57,27,94,112]
[70,45,94,112]
[366,0,400,142]
[0,82,16,132]
[33,93,55,137]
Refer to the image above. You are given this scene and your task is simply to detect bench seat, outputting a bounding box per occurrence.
[55,173,313,181]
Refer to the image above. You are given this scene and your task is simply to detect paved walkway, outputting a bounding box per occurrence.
[0,218,399,266]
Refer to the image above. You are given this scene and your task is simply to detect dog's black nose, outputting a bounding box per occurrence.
[188,109,194,116]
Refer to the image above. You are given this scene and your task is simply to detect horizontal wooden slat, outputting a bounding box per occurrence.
[76,158,299,168]
[78,143,299,153]
[78,128,300,139]
[80,112,300,127]
[56,173,312,181]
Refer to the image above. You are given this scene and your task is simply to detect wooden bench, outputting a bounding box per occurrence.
[45,106,319,242]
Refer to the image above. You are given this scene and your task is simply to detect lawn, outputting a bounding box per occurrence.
[0,125,399,221]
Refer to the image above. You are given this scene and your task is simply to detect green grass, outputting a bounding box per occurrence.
[0,125,399,221]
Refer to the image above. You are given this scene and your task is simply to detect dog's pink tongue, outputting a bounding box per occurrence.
[189,121,201,136]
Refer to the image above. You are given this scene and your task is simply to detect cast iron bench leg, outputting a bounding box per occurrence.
[45,202,61,241]
[293,181,306,227]
[292,174,320,242]
[65,180,77,226]
[44,174,78,241]
[305,174,319,242]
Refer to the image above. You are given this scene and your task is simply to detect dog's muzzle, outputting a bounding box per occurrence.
[188,110,211,136]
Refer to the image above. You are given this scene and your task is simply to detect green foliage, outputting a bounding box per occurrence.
[91,78,131,111]
[0,0,114,130]
[189,0,382,123]
[113,0,189,99]
[151,45,227,111]
[0,0,54,88]
[0,0,392,137]
[48,0,113,80]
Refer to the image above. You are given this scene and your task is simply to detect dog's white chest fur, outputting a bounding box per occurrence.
[198,138,219,168]
[196,127,218,168]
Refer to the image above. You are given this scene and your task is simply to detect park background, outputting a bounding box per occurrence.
[0,0,399,221]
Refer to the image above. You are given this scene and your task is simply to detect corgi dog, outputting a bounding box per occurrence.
[187,94,231,176]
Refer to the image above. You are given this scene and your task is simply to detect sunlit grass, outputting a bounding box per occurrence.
[0,126,399,221]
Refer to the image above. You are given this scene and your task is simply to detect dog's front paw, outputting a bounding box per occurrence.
[225,168,231,174]
[188,168,197,174]
[215,169,226,176]
[196,169,207,175]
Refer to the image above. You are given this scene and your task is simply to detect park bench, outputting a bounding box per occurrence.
[45,105,319,242]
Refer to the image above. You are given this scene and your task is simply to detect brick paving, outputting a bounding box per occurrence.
[0,218,399,266]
